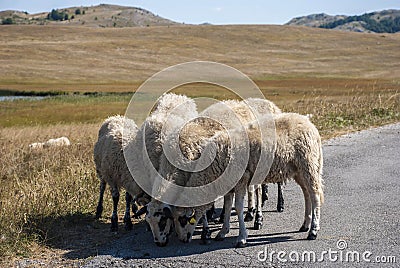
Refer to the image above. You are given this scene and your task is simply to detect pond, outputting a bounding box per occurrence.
[0,96,47,101]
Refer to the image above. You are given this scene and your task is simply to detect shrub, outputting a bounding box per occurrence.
[1,18,15,25]
[47,9,69,21]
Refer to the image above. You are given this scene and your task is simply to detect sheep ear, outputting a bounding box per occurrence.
[163,207,173,219]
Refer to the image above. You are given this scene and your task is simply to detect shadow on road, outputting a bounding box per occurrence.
[36,212,135,260]
[39,205,305,260]
[68,218,305,260]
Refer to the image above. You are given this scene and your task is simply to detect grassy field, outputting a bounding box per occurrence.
[0,93,131,127]
[1,80,399,135]
[0,24,399,266]
[1,25,400,92]
[1,83,399,266]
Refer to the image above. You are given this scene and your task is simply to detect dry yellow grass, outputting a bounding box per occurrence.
[0,123,138,266]
[0,25,399,92]
[0,88,398,266]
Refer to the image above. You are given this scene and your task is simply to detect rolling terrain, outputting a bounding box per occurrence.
[286,9,400,33]
[0,4,179,27]
[1,15,400,266]
[0,24,399,93]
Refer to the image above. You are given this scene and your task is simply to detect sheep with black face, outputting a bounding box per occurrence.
[145,98,283,245]
[171,113,324,247]
[124,93,198,246]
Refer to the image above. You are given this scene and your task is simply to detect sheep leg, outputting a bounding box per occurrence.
[261,183,268,207]
[235,189,247,248]
[123,192,133,230]
[131,201,138,215]
[299,182,312,233]
[217,206,225,223]
[277,182,284,212]
[95,180,106,219]
[307,189,322,240]
[206,204,215,222]
[244,185,255,222]
[215,193,233,241]
[200,215,212,245]
[253,184,263,230]
[110,188,119,232]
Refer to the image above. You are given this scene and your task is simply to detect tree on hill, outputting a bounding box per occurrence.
[1,17,15,25]
[47,9,69,21]
[319,12,400,33]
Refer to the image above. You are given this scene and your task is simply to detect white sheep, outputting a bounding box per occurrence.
[208,98,285,224]
[145,98,282,246]
[93,115,142,231]
[94,93,197,233]
[29,136,71,149]
[171,112,324,247]
[123,93,198,246]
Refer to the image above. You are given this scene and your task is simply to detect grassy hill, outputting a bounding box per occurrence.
[1,24,399,93]
[0,4,179,27]
[286,9,400,33]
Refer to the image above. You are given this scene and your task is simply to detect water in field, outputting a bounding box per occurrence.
[0,96,47,101]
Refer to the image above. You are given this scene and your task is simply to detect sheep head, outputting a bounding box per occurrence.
[145,200,174,247]
[173,207,201,243]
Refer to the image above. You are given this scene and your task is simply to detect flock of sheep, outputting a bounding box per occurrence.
[93,93,324,248]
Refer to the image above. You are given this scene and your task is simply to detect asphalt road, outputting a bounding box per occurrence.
[83,123,400,268]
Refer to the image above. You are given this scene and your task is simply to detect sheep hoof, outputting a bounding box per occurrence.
[110,225,118,232]
[200,239,211,245]
[214,234,225,241]
[201,227,212,244]
[95,206,103,219]
[253,212,263,230]
[156,242,168,247]
[244,211,254,222]
[307,231,317,240]
[277,206,284,213]
[235,241,246,248]
[216,216,224,224]
[253,222,262,230]
[111,216,118,232]
[124,219,133,231]
[299,226,309,232]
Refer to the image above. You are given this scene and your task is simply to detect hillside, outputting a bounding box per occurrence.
[0,4,179,27]
[0,24,399,93]
[286,9,400,33]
